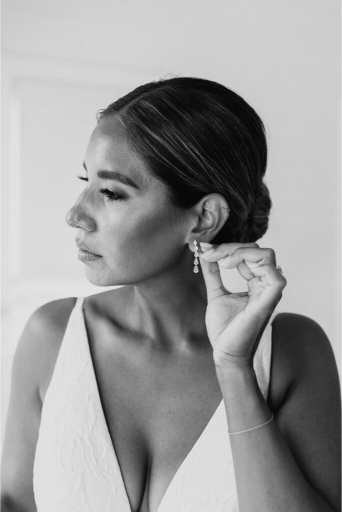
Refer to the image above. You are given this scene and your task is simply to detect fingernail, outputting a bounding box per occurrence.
[200,248,215,259]
[200,242,213,249]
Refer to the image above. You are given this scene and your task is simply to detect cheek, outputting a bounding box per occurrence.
[109,209,183,268]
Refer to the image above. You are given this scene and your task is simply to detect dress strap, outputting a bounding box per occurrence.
[253,311,277,400]
[75,296,85,308]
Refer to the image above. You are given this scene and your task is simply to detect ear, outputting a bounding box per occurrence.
[189,193,230,247]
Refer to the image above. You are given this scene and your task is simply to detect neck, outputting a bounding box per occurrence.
[127,266,209,350]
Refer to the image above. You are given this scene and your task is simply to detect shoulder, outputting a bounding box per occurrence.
[18,296,78,354]
[26,297,79,355]
[1,297,78,506]
[16,297,78,401]
[271,312,336,371]
[30,296,78,327]
[268,312,339,411]
[268,313,341,510]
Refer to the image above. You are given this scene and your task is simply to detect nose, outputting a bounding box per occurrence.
[66,196,96,231]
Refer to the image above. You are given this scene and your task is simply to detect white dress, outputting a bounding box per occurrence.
[33,296,275,512]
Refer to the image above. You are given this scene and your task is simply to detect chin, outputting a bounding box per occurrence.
[83,266,130,287]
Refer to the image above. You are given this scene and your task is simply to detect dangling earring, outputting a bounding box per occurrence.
[193,240,199,273]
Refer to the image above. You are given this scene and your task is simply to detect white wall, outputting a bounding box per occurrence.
[2,0,340,441]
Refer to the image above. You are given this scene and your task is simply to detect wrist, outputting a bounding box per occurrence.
[215,362,256,385]
[214,354,255,373]
[213,348,254,370]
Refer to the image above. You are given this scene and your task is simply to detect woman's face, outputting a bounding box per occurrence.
[66,116,190,286]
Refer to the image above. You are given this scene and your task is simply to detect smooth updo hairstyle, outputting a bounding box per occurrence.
[97,77,272,244]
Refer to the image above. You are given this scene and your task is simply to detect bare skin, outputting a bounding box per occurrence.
[1,288,340,512]
[1,116,340,511]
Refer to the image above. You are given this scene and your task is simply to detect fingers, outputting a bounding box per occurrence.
[198,242,260,302]
[201,243,277,280]
[200,242,259,280]
[198,246,227,302]
[198,242,286,304]
[200,242,259,261]
[247,264,287,314]
[247,264,286,290]
[222,247,276,274]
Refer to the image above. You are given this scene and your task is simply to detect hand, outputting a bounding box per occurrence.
[198,242,286,369]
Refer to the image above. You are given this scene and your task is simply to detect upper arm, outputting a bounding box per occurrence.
[1,298,77,512]
[269,313,341,512]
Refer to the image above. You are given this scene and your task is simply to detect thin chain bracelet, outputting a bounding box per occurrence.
[228,413,274,435]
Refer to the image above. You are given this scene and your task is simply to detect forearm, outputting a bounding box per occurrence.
[216,366,336,512]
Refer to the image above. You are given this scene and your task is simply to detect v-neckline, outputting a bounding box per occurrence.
[79,296,224,512]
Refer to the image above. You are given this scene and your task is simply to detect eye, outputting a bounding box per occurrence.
[100,189,124,201]
[77,176,123,202]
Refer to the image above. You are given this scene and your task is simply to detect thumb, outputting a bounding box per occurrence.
[198,247,226,302]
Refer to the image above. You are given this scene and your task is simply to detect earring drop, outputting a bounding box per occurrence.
[193,240,199,273]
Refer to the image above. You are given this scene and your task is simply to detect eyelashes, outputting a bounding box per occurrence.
[77,176,124,202]
[101,189,123,201]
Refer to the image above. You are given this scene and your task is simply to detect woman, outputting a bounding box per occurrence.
[1,77,341,512]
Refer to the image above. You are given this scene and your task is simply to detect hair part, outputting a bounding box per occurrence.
[97,77,272,244]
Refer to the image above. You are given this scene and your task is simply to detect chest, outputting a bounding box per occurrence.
[89,329,223,512]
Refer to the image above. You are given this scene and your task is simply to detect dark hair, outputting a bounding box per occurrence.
[97,77,271,244]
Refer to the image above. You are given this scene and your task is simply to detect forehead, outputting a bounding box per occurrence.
[85,116,153,188]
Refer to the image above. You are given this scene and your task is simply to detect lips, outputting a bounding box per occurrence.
[75,239,101,257]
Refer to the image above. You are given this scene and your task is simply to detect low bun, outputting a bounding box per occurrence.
[211,181,271,245]
[245,182,272,242]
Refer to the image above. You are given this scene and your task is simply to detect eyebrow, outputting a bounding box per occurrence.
[82,162,140,190]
